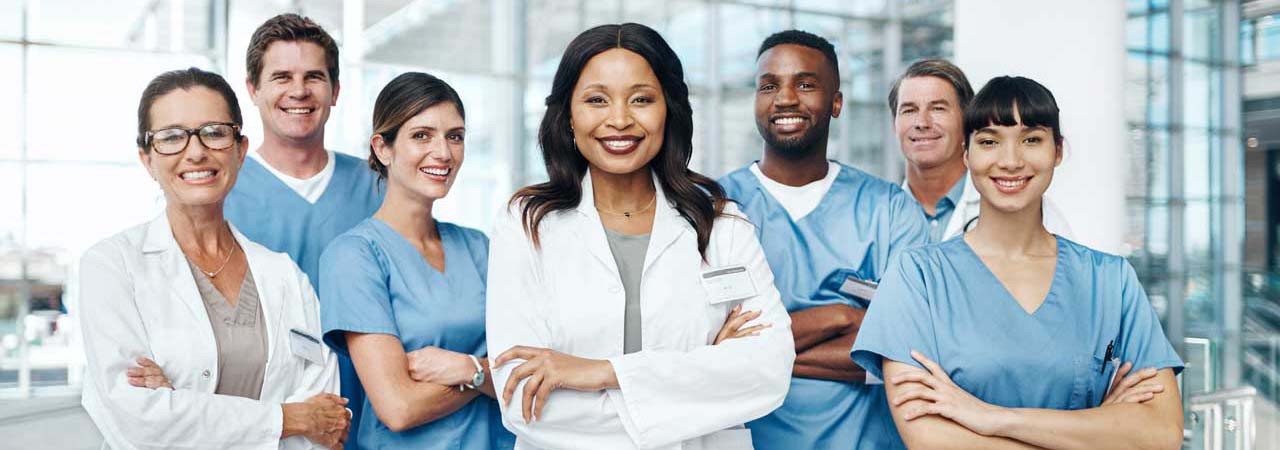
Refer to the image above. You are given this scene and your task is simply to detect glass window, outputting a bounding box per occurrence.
[1146,55,1170,126]
[1183,6,1221,61]
[1262,15,1280,62]
[29,0,212,52]
[26,46,210,163]
[795,0,886,17]
[25,163,162,256]
[0,0,21,40]
[1145,203,1170,257]
[718,87,761,176]
[1127,52,1151,124]
[1128,14,1149,50]
[1149,12,1171,53]
[363,1,502,75]
[719,3,789,90]
[903,25,952,65]
[0,45,22,160]
[1184,200,1214,262]
[1184,128,1212,200]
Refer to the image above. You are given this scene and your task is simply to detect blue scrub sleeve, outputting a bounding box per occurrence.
[459,227,490,287]
[1116,261,1185,374]
[878,190,930,279]
[318,234,401,356]
[850,249,938,381]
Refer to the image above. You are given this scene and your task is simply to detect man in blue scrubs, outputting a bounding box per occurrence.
[719,30,929,450]
[224,14,382,446]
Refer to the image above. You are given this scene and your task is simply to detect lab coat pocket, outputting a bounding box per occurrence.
[701,427,754,449]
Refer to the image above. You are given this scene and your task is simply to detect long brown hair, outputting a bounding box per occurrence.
[511,23,727,257]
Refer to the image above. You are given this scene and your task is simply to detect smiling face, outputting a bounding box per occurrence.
[895,76,965,171]
[372,102,466,203]
[965,105,1062,214]
[569,48,667,176]
[247,41,339,146]
[139,87,247,209]
[754,44,842,156]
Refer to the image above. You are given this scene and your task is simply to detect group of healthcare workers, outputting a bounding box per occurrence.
[73,11,1186,450]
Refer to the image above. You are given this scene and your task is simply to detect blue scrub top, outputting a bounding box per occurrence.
[923,174,967,243]
[851,236,1184,412]
[318,219,514,450]
[719,162,930,450]
[224,152,383,447]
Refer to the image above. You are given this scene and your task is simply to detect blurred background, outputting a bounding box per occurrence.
[0,0,1276,448]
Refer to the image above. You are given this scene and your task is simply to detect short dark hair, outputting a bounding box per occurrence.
[136,67,242,151]
[369,72,465,183]
[757,29,840,82]
[246,14,339,88]
[963,75,1063,148]
[888,59,974,114]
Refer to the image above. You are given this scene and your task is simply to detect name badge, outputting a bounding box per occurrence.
[701,265,757,304]
[840,276,878,304]
[289,329,324,365]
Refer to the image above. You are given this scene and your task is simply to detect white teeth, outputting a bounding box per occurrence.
[284,108,313,114]
[774,117,803,125]
[995,178,1028,188]
[181,170,214,180]
[420,167,450,177]
[602,140,636,150]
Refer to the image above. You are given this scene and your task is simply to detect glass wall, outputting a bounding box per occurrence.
[0,0,952,398]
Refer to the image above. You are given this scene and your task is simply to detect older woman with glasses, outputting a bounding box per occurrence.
[77,67,349,449]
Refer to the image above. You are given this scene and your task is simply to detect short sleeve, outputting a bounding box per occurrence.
[876,188,930,281]
[850,249,938,381]
[318,234,399,356]
[1115,261,1184,374]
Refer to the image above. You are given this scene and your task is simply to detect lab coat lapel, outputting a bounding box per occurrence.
[574,174,622,275]
[142,215,215,336]
[642,174,689,275]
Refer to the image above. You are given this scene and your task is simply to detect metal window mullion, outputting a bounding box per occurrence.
[707,0,723,175]
[880,0,902,182]
[1217,0,1244,389]
[1166,0,1188,358]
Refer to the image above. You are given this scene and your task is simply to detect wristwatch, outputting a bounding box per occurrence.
[461,355,484,391]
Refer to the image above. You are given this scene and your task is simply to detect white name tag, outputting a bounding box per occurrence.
[701,265,758,304]
[840,276,878,303]
[289,329,324,365]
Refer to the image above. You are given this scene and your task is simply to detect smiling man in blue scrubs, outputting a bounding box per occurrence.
[223,14,382,447]
[718,30,929,450]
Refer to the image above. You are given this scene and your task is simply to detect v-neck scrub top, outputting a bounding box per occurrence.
[851,236,1184,411]
[318,219,514,450]
[188,261,267,400]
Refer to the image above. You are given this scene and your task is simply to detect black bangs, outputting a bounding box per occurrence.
[963,76,1062,147]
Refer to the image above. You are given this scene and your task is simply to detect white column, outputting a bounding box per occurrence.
[954,0,1128,253]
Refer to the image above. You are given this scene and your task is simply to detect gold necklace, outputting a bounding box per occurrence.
[596,194,657,219]
[193,245,238,279]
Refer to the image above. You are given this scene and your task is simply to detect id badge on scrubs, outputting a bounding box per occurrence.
[701,265,758,304]
[289,329,324,365]
[840,276,878,304]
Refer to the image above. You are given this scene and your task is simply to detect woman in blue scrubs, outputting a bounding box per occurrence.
[851,76,1184,450]
[318,72,514,450]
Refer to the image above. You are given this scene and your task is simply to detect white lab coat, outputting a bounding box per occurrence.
[486,174,795,450]
[76,214,340,450]
[903,174,1074,241]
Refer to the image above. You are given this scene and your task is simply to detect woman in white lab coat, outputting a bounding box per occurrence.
[77,67,348,449]
[486,23,795,450]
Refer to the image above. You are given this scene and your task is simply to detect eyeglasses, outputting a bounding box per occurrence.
[144,122,241,155]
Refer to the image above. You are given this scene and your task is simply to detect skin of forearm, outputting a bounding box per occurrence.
[994,402,1183,450]
[374,380,480,432]
[898,414,1050,450]
[790,304,861,352]
[794,333,865,382]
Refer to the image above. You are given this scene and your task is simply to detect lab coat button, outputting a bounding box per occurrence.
[202,370,211,378]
